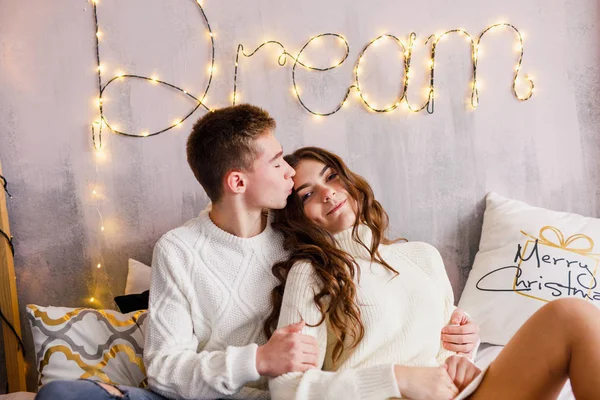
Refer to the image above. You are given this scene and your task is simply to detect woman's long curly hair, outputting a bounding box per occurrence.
[264,147,404,366]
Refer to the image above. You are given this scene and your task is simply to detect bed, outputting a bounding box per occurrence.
[0,164,582,399]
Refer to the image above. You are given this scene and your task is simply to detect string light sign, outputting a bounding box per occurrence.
[90,0,534,147]
[90,0,535,143]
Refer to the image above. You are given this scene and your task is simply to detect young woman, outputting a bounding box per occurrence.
[266,146,600,400]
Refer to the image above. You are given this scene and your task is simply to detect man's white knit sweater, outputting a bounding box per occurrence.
[144,206,288,400]
[269,225,458,400]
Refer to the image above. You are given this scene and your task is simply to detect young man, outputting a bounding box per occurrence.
[35,104,479,400]
[143,104,318,399]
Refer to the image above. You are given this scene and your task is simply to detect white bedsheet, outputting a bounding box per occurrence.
[473,344,574,400]
[0,392,35,400]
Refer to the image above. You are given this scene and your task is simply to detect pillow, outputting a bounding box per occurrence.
[26,304,147,388]
[125,259,151,295]
[459,192,600,346]
[114,290,149,313]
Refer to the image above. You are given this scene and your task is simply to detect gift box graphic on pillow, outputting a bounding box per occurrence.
[476,226,600,303]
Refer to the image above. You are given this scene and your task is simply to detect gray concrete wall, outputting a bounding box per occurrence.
[0,0,598,392]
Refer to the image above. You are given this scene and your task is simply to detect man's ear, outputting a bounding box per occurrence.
[224,170,247,194]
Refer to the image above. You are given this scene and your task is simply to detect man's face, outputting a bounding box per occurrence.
[244,132,295,210]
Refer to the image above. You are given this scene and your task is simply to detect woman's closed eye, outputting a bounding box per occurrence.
[327,172,338,181]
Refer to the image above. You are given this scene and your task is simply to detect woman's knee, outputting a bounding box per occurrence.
[539,298,599,328]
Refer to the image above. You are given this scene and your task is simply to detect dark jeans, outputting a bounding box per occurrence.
[35,379,167,400]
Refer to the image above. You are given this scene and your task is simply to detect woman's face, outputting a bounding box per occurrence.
[292,158,357,234]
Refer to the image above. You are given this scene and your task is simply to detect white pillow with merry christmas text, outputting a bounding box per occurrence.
[458,192,600,345]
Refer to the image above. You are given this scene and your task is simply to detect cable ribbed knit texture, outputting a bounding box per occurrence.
[144,206,288,400]
[269,225,458,400]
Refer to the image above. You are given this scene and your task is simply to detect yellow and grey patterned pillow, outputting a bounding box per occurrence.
[26,304,147,388]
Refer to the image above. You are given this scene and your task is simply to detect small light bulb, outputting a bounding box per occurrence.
[97,263,101,269]
[101,226,105,232]
[141,131,149,137]
[96,31,102,38]
[90,297,95,302]
[174,119,182,126]
[150,76,158,82]
[92,189,97,195]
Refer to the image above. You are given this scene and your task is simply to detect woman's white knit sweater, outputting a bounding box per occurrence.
[144,207,288,400]
[269,225,458,400]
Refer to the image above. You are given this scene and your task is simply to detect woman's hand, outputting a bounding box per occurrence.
[444,355,482,392]
[394,365,459,400]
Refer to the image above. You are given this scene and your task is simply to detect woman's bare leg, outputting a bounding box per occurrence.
[470,298,600,400]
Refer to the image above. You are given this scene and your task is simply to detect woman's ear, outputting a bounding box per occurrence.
[224,170,247,194]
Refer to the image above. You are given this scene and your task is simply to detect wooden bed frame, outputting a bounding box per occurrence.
[0,159,27,392]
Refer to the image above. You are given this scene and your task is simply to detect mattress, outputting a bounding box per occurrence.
[0,392,36,400]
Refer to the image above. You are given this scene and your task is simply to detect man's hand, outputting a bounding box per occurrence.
[444,355,482,392]
[441,308,480,356]
[256,320,319,377]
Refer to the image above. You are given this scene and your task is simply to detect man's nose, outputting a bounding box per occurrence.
[286,164,296,178]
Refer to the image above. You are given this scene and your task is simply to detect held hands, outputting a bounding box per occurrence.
[441,308,480,357]
[256,320,319,377]
[394,365,458,400]
[444,355,482,392]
